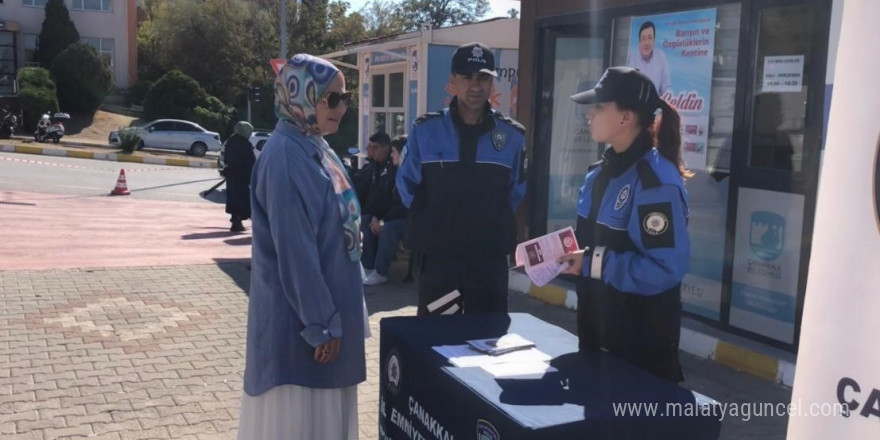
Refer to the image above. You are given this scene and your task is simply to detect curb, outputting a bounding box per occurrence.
[0,142,216,169]
[508,271,796,387]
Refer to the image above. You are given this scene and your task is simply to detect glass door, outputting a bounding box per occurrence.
[531,24,609,237]
[726,1,828,347]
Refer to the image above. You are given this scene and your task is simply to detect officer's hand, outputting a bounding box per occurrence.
[558,250,586,275]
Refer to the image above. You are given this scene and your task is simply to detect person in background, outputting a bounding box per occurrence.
[238,54,367,440]
[222,121,256,232]
[559,66,691,383]
[397,42,527,315]
[362,135,409,285]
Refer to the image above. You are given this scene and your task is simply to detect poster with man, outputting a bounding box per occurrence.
[628,9,717,170]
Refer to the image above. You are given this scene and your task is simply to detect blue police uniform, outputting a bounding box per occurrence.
[397,97,527,315]
[574,132,690,382]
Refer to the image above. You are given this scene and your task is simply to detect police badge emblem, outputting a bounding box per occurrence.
[492,130,507,151]
[385,349,402,395]
[476,419,500,440]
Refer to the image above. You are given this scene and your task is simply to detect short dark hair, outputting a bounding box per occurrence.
[369,132,391,146]
[390,135,407,153]
[639,21,656,38]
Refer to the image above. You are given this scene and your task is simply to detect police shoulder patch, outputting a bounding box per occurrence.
[493,112,526,135]
[638,202,675,248]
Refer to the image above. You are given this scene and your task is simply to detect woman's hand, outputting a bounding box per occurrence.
[314,338,341,364]
[558,249,586,276]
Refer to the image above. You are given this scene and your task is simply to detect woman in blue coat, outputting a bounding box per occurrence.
[559,67,691,383]
[237,54,367,439]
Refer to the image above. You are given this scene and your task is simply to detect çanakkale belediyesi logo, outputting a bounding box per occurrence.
[749,211,785,261]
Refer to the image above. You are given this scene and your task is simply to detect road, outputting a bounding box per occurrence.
[0,152,248,270]
[0,151,224,204]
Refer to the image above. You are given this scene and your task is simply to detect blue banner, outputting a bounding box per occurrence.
[628,8,717,170]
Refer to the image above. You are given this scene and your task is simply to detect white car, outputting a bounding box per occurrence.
[249,130,271,158]
[109,119,221,157]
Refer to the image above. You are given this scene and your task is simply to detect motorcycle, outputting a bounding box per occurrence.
[0,108,17,139]
[34,111,70,143]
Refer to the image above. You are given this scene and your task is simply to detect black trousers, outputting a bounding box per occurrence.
[415,253,509,316]
[576,279,684,383]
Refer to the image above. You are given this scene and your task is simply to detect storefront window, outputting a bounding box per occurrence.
[372,74,386,108]
[544,37,606,233]
[370,70,405,136]
[389,73,404,108]
[748,5,814,173]
[612,3,742,321]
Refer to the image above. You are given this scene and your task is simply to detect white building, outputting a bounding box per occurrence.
[0,0,137,94]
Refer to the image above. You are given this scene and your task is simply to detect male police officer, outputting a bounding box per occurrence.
[397,42,527,315]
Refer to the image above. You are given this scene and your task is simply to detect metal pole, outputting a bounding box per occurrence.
[280,0,287,59]
[247,91,252,124]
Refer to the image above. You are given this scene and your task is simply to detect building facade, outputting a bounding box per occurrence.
[0,0,137,94]
[517,0,842,351]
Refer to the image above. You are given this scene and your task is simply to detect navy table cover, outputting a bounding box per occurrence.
[378,313,722,440]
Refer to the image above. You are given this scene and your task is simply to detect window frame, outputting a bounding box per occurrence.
[72,0,112,12]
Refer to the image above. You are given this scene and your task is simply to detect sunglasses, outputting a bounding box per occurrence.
[320,91,352,109]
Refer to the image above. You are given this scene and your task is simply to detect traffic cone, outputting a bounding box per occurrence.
[110,169,131,196]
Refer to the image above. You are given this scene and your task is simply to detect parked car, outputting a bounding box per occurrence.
[249,130,271,158]
[109,119,221,157]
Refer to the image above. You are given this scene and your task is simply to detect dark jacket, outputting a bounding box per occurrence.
[352,159,373,204]
[396,98,527,256]
[224,133,256,217]
[383,186,408,222]
[362,158,395,218]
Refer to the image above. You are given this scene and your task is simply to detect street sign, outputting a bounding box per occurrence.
[270,58,285,76]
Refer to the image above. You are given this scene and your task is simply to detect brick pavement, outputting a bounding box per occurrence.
[0,261,421,440]
[1,260,790,439]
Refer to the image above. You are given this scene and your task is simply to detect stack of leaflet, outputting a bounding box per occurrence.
[433,334,557,378]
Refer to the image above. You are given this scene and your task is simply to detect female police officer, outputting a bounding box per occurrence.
[558,67,691,383]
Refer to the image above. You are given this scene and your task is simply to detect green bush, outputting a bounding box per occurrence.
[18,67,57,92]
[18,67,59,131]
[191,103,234,138]
[143,70,206,120]
[51,43,113,114]
[126,81,152,106]
[117,127,143,154]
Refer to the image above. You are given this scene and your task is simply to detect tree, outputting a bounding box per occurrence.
[51,43,114,114]
[150,0,276,102]
[508,8,519,19]
[361,0,409,38]
[143,70,207,120]
[397,0,489,31]
[35,0,80,69]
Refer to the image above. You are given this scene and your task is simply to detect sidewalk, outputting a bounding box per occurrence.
[0,261,790,439]
[0,137,216,169]
[508,270,798,387]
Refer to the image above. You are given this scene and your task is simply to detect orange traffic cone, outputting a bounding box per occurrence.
[110,169,131,196]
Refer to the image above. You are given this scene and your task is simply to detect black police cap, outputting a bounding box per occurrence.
[450,42,498,77]
[570,66,661,113]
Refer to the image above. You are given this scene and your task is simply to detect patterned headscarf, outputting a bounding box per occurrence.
[275,54,361,262]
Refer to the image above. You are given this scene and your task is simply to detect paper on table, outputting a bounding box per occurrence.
[433,345,552,368]
[514,227,581,287]
[481,361,558,378]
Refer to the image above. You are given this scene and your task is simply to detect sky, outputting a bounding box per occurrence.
[344,0,521,20]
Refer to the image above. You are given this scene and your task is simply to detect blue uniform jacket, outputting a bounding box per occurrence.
[396,99,527,255]
[576,137,690,295]
[244,121,366,395]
